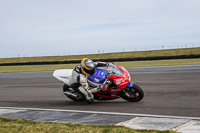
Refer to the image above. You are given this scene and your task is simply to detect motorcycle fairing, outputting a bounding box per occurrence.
[53,69,73,85]
[126,81,134,88]
[88,68,108,84]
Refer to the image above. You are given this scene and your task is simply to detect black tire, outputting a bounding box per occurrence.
[63,84,70,92]
[120,84,144,102]
[63,84,80,101]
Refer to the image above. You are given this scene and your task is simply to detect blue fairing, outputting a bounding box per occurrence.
[126,81,134,88]
[88,68,108,84]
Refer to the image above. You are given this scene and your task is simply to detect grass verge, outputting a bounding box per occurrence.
[0,58,200,73]
[0,47,200,64]
[0,117,176,133]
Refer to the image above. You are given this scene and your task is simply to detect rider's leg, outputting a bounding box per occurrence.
[78,75,94,103]
[73,84,94,103]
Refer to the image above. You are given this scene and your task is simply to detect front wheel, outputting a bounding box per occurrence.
[119,84,144,102]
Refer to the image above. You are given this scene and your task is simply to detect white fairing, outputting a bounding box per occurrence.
[53,69,73,85]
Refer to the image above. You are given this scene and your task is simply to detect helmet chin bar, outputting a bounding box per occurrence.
[81,67,95,76]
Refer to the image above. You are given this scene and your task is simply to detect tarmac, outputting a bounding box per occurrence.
[1,65,200,132]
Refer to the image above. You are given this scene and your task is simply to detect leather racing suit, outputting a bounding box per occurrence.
[70,62,107,103]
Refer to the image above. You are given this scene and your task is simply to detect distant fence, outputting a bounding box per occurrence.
[0,54,200,66]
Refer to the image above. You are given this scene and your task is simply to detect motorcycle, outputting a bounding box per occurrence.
[53,63,144,102]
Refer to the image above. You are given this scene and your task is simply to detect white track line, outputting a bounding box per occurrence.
[1,107,200,120]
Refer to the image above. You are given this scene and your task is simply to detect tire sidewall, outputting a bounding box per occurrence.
[120,84,144,102]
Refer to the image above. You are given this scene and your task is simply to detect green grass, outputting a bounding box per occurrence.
[0,58,200,73]
[0,47,200,73]
[0,47,200,64]
[0,117,176,133]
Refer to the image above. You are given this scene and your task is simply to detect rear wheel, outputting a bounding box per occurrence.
[120,84,144,102]
[63,84,70,92]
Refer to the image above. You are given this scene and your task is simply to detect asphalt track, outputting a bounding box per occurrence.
[0,65,200,117]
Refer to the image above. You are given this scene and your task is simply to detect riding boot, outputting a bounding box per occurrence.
[85,91,94,103]
[75,86,94,103]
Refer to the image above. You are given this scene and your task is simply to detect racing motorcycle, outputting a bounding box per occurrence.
[53,63,144,102]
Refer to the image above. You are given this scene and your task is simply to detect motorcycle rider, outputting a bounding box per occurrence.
[70,58,108,103]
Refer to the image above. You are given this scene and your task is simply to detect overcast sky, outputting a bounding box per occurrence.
[0,0,200,58]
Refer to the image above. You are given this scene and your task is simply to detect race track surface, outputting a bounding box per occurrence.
[0,65,200,117]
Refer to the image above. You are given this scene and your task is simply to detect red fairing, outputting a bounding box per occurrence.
[94,64,131,99]
[108,66,130,88]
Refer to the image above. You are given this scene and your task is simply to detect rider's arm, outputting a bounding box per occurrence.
[95,62,108,67]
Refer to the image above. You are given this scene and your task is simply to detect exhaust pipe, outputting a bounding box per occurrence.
[64,91,80,100]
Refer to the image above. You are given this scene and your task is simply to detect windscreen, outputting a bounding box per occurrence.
[107,63,123,75]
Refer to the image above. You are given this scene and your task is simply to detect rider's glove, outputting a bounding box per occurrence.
[98,84,108,90]
[106,63,109,67]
